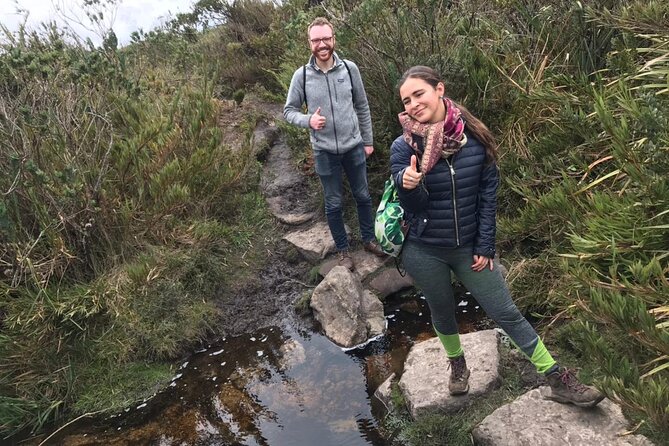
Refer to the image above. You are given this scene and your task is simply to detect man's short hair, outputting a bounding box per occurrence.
[307,17,334,38]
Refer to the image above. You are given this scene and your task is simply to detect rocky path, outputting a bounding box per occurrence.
[258,100,655,446]
[259,103,414,349]
[374,330,653,446]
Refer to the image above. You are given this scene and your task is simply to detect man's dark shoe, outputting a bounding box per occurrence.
[448,355,470,395]
[337,250,354,271]
[363,240,386,257]
[545,367,604,408]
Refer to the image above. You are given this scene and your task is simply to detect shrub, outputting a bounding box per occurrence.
[233,88,246,105]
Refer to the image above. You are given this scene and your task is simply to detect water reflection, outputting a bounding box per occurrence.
[35,287,485,446]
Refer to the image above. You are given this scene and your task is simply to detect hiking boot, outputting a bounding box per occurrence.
[363,240,386,257]
[337,250,354,271]
[448,355,470,395]
[545,367,605,408]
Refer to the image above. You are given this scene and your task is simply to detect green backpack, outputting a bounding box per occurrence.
[374,176,408,257]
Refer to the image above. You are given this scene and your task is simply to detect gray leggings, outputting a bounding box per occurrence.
[402,240,539,356]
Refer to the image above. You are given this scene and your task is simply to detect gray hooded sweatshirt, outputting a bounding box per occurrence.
[283,52,373,155]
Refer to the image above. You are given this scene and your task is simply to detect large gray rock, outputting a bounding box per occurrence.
[368,267,414,298]
[399,330,501,418]
[318,249,387,280]
[350,250,389,280]
[251,121,280,157]
[261,137,318,225]
[310,266,385,348]
[283,221,349,262]
[472,388,655,446]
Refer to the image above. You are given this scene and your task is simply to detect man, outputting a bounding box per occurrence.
[284,17,385,270]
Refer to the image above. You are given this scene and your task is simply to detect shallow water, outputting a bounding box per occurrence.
[33,287,486,446]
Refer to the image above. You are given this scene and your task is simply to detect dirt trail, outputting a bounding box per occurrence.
[211,96,317,337]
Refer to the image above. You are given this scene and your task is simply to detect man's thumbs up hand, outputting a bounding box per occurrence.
[309,107,326,130]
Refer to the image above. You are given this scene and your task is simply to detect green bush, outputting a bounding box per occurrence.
[0,21,262,436]
[289,0,668,436]
[233,88,246,105]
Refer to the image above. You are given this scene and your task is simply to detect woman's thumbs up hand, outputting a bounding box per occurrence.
[402,155,423,190]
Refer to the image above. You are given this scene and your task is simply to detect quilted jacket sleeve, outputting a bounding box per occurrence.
[473,161,499,258]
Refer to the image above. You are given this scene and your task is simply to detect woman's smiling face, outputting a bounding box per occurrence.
[399,77,446,124]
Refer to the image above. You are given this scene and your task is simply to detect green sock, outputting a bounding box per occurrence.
[507,336,557,374]
[529,338,557,374]
[435,327,464,358]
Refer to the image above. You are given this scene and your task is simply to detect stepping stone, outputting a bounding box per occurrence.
[318,249,387,280]
[399,330,501,418]
[310,266,385,348]
[261,137,318,226]
[266,196,317,225]
[368,267,414,298]
[472,387,655,446]
[283,222,349,262]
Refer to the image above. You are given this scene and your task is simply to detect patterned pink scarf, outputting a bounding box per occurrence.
[398,97,467,174]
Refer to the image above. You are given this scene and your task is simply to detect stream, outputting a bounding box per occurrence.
[33,283,487,446]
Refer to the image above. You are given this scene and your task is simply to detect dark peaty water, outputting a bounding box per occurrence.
[34,287,487,446]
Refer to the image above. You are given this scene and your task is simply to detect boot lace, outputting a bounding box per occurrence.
[558,368,588,394]
[450,357,466,381]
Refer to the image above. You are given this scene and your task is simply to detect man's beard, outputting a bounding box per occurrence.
[312,45,334,62]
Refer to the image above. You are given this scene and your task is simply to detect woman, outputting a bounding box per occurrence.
[391,66,603,407]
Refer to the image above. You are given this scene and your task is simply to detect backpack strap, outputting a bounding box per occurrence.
[341,59,355,103]
[302,64,308,111]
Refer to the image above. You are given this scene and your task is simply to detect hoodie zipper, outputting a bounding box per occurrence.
[445,157,460,245]
[324,72,339,154]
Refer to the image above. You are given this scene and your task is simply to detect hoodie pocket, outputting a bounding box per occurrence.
[310,128,320,144]
[351,114,359,138]
[342,113,358,145]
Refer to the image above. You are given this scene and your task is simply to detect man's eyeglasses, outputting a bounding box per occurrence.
[310,36,333,45]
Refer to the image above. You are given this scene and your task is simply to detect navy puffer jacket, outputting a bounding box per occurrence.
[390,131,499,257]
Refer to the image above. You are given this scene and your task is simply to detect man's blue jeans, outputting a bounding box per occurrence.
[313,143,375,251]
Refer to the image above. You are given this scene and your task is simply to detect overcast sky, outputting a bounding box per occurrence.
[0,0,195,46]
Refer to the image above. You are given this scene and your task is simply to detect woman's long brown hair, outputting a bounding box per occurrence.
[398,65,498,163]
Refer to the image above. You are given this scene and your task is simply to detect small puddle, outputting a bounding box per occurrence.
[35,286,487,445]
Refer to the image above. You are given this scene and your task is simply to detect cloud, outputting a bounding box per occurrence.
[1,0,193,45]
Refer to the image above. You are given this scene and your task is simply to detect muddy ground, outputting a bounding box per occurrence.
[210,95,319,337]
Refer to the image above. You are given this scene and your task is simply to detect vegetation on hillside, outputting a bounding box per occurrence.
[323,0,668,438]
[1,0,667,442]
[0,2,271,437]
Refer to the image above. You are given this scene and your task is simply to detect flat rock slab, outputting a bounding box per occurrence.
[251,121,280,157]
[472,388,655,446]
[283,221,349,262]
[318,249,388,280]
[261,138,318,225]
[368,267,414,298]
[266,196,317,225]
[399,330,501,418]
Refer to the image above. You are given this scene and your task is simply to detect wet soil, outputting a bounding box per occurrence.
[213,242,314,338]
